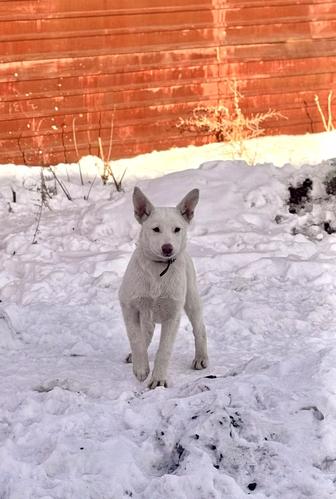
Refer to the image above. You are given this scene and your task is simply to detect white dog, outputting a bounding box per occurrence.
[119,187,208,388]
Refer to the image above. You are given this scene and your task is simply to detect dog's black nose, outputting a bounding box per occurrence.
[161,243,173,257]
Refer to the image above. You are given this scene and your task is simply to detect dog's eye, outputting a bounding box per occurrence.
[174,227,181,233]
[152,227,160,233]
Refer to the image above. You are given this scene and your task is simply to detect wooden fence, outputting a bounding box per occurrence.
[0,0,335,165]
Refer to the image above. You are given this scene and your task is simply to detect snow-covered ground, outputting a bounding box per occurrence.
[1,132,336,498]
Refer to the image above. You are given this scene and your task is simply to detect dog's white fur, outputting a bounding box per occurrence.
[119,187,208,389]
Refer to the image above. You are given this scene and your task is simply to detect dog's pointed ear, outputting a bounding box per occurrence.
[133,187,154,224]
[176,188,199,223]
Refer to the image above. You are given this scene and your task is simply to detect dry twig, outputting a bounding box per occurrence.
[72,117,84,185]
[71,109,125,191]
[32,169,53,244]
[97,109,126,191]
[49,167,72,201]
[315,91,334,132]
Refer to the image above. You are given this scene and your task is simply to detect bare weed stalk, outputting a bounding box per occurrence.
[177,80,285,162]
[97,109,126,191]
[32,169,52,244]
[10,187,16,203]
[315,91,335,132]
[71,110,126,191]
[84,174,97,201]
[49,167,72,201]
[72,117,84,185]
[98,136,126,191]
[17,135,28,166]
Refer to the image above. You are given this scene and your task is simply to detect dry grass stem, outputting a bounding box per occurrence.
[49,168,72,201]
[98,109,126,191]
[72,117,84,185]
[32,169,53,244]
[315,91,334,132]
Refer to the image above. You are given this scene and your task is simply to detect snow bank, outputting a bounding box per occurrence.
[0,133,336,498]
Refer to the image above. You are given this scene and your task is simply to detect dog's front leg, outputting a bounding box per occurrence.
[121,305,150,382]
[184,266,208,370]
[148,315,180,389]
[185,301,208,370]
[125,313,155,364]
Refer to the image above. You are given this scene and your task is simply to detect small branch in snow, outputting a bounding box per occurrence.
[84,174,97,201]
[10,187,16,203]
[0,308,17,337]
[32,169,52,244]
[32,199,43,245]
[49,167,73,201]
[301,405,325,421]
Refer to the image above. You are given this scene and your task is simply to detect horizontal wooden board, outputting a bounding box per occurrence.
[0,47,218,81]
[0,75,332,134]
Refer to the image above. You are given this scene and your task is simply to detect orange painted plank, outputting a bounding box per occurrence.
[219,38,336,62]
[0,47,218,80]
[0,0,211,19]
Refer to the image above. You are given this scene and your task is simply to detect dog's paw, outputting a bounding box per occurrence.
[192,355,208,370]
[133,362,150,382]
[125,352,132,364]
[148,377,168,389]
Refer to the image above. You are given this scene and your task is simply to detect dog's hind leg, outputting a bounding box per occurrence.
[184,283,208,370]
[121,305,150,382]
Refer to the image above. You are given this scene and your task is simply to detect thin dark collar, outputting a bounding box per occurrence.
[153,257,176,277]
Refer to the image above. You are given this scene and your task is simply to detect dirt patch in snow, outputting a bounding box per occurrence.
[287,163,336,237]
